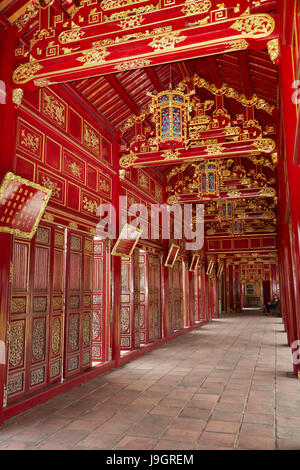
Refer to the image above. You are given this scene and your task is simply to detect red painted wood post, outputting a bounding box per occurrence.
[111,134,121,367]
[278,0,300,375]
[0,22,17,425]
[162,248,169,343]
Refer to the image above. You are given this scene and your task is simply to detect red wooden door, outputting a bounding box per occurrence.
[148,253,162,342]
[64,230,93,377]
[7,223,64,403]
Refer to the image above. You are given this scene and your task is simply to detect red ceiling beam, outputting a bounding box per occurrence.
[144,67,164,93]
[1,0,27,19]
[207,57,223,89]
[105,75,141,116]
[237,51,253,100]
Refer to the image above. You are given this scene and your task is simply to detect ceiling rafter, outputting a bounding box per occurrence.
[144,67,164,93]
[237,51,253,100]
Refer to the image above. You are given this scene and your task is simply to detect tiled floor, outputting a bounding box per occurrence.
[1,311,300,450]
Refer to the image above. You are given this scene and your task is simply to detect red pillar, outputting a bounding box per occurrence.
[0,22,18,425]
[278,0,300,375]
[111,135,121,367]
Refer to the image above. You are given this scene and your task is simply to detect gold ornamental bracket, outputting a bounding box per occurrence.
[0,172,52,240]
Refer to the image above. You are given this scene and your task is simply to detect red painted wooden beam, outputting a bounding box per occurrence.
[1,0,27,19]
[105,74,141,116]
[63,82,116,135]
[237,51,253,100]
[207,57,223,89]
[144,67,164,93]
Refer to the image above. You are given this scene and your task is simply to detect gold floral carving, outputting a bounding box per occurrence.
[77,47,110,65]
[205,145,225,155]
[53,296,62,311]
[83,196,98,214]
[51,317,61,355]
[225,39,249,51]
[267,39,279,64]
[163,149,180,161]
[43,91,65,127]
[68,161,82,179]
[32,319,45,362]
[12,89,24,106]
[119,151,138,168]
[13,62,43,84]
[149,32,187,50]
[259,187,276,197]
[84,126,99,153]
[102,0,148,10]
[59,28,85,44]
[11,297,26,313]
[114,59,151,71]
[119,16,145,29]
[8,322,24,368]
[103,4,156,21]
[181,0,211,16]
[41,176,61,199]
[20,129,39,153]
[83,314,91,347]
[227,190,241,198]
[69,221,78,230]
[99,178,110,193]
[252,138,276,152]
[230,14,275,37]
[167,195,179,205]
[34,78,52,87]
[15,2,39,32]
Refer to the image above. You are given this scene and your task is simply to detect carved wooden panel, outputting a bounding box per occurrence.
[148,253,161,342]
[168,260,184,334]
[139,252,147,344]
[120,258,132,350]
[64,230,93,377]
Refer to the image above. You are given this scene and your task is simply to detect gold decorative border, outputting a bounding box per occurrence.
[165,243,180,268]
[189,254,200,272]
[0,172,52,240]
[111,223,142,259]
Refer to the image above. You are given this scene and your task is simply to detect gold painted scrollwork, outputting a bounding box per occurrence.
[119,151,138,168]
[13,62,43,85]
[230,14,275,37]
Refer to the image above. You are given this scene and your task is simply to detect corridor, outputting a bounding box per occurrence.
[0,311,299,450]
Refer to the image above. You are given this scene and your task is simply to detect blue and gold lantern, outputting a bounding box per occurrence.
[195,161,220,200]
[148,86,193,149]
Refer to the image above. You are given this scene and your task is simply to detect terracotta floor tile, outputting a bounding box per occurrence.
[161,427,201,443]
[114,436,157,450]
[154,439,195,450]
[198,431,236,448]
[205,420,240,434]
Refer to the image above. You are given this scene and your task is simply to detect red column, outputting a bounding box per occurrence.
[162,245,169,342]
[111,135,121,367]
[278,0,300,375]
[0,23,18,425]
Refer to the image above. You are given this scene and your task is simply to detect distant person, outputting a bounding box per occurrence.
[265,294,279,314]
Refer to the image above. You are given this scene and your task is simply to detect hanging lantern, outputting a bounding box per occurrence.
[148,86,193,150]
[194,161,220,200]
[231,219,244,235]
[218,200,235,220]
